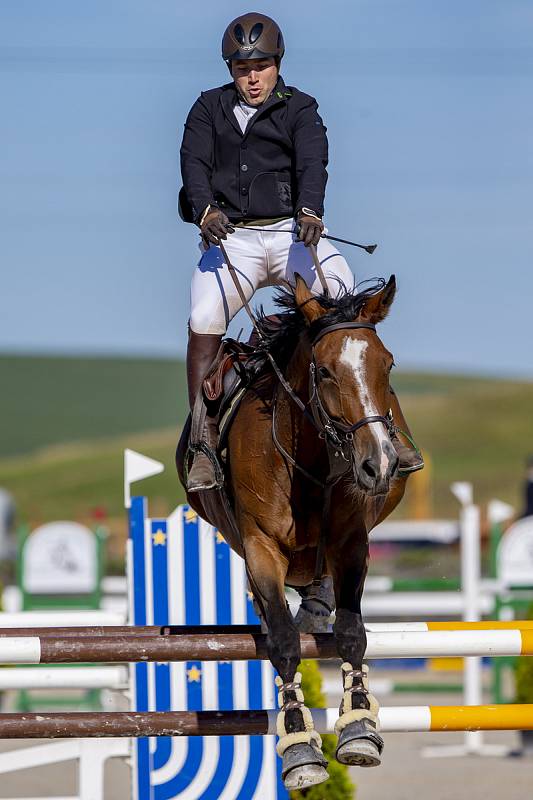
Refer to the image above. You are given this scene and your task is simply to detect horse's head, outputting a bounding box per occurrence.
[295,275,399,496]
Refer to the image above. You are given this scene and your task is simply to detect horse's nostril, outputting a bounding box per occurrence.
[361,458,378,480]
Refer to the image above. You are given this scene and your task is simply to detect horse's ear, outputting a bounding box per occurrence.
[293,274,327,324]
[359,275,396,323]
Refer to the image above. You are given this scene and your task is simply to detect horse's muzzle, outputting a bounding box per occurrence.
[354,443,399,495]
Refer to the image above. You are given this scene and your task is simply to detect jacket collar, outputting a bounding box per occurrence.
[219,76,291,138]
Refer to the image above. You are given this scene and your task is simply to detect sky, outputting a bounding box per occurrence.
[0,0,532,376]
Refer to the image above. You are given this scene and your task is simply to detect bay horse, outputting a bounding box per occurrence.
[177,274,407,790]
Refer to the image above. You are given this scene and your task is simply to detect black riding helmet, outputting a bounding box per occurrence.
[222,12,285,64]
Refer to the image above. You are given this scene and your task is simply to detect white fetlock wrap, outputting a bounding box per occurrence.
[334,662,380,736]
[274,672,322,757]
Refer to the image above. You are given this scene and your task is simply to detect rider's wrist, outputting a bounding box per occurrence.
[298,207,322,221]
[199,203,220,227]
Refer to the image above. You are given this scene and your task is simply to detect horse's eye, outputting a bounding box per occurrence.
[318,366,332,379]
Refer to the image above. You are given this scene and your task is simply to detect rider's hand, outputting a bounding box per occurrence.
[296,208,324,247]
[200,206,235,247]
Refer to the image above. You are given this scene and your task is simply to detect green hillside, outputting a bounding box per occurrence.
[0,354,188,458]
[1,354,532,538]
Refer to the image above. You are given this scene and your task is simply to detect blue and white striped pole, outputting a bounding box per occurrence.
[126,452,286,799]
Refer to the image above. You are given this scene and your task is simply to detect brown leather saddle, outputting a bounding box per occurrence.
[202,337,258,451]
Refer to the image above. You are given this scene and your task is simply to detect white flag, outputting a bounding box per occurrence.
[124,449,164,508]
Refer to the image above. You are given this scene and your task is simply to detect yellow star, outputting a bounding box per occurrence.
[247,590,254,601]
[184,508,198,524]
[215,530,226,544]
[152,529,167,546]
[187,665,202,683]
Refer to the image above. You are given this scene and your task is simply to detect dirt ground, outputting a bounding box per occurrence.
[0,671,531,799]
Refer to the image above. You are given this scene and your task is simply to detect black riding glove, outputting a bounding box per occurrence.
[296,208,325,247]
[200,207,235,248]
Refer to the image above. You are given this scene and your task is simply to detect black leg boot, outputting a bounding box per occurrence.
[388,387,424,474]
[186,330,223,492]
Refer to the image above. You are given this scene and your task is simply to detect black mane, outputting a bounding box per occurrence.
[254,279,386,370]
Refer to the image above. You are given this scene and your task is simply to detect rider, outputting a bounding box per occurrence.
[179,12,423,491]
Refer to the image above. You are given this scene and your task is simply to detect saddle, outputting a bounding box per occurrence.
[202,337,258,451]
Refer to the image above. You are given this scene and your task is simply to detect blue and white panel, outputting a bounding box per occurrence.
[128,498,287,800]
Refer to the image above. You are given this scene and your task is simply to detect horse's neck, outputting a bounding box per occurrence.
[284,345,310,401]
[277,347,327,468]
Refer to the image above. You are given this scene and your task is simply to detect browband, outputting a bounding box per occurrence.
[311,322,376,346]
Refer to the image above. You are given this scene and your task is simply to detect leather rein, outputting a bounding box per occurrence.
[217,239,392,584]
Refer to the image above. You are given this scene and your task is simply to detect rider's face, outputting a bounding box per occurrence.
[231,58,278,106]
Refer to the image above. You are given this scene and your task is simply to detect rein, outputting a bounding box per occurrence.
[217,239,392,585]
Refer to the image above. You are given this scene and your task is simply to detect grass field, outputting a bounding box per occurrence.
[1,354,532,545]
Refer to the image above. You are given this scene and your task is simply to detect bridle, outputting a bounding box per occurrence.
[270,321,393,484]
[308,322,392,463]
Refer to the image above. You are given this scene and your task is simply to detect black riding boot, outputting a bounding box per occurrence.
[186,330,223,492]
[389,387,424,474]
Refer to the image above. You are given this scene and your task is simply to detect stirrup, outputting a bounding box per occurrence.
[185,444,224,492]
[387,410,424,475]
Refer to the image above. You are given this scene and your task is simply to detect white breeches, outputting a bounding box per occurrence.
[189,218,355,335]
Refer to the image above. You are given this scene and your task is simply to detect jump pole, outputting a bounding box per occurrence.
[1,629,533,664]
[1,620,532,639]
[0,705,531,738]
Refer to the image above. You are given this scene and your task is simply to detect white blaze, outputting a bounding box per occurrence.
[339,337,392,477]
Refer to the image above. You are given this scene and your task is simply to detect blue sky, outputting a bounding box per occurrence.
[1,1,532,375]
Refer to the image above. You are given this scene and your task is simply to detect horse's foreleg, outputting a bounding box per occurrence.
[243,532,328,791]
[330,546,384,768]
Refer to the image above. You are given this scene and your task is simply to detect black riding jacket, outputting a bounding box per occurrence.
[179,76,328,224]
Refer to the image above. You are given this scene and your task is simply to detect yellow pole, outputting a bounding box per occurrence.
[430,704,533,731]
[428,620,533,632]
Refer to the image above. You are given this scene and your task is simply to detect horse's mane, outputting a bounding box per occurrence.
[253,278,386,371]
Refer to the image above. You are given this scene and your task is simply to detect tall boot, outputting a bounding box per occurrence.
[186,330,223,492]
[388,387,424,474]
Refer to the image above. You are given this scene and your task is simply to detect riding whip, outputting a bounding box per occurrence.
[235,225,377,254]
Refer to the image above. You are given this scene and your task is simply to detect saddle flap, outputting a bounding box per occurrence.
[203,353,236,402]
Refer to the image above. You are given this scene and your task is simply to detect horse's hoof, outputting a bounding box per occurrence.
[335,719,384,768]
[294,605,330,633]
[282,743,329,790]
[284,762,329,790]
[336,736,381,767]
